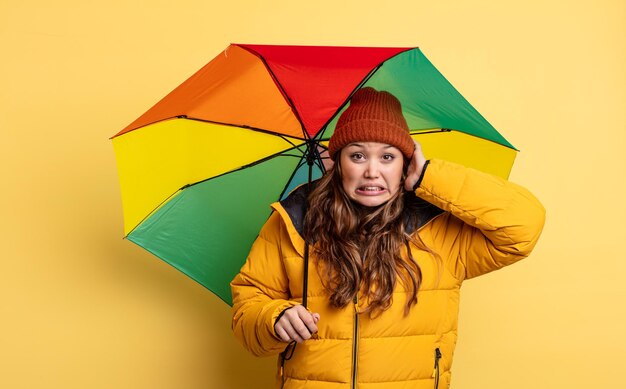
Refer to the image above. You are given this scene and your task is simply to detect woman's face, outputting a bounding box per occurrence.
[339,142,404,207]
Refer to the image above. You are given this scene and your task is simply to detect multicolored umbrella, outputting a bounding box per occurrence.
[111,44,517,305]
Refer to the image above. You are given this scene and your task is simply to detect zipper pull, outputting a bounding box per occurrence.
[432,347,442,377]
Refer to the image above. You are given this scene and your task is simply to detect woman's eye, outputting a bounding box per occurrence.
[382,154,395,161]
[351,153,365,161]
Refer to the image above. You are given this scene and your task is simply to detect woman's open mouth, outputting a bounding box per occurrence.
[356,186,387,195]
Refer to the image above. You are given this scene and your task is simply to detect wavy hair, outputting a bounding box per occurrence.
[303,158,438,317]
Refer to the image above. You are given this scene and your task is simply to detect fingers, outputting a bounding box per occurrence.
[413,139,422,153]
[405,140,426,191]
[275,324,292,343]
[295,306,319,335]
[274,305,320,343]
[278,319,305,343]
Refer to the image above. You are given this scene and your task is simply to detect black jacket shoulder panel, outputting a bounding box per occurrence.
[403,192,445,234]
[278,182,315,236]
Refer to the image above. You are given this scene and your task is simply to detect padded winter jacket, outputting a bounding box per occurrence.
[231,159,545,388]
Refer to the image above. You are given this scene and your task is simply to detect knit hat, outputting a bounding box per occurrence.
[328,87,414,160]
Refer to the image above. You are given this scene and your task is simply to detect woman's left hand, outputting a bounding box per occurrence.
[404,140,427,191]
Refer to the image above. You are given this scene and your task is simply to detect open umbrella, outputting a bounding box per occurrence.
[111,44,517,305]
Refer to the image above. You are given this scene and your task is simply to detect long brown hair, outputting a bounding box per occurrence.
[303,157,436,316]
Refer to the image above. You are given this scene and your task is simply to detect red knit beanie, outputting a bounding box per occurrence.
[328,87,414,160]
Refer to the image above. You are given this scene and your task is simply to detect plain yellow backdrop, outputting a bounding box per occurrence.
[1,0,625,388]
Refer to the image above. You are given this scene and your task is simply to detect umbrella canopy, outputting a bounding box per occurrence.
[111,44,517,304]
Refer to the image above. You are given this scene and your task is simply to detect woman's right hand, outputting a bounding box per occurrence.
[274,305,320,343]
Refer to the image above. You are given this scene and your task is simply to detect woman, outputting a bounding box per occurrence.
[231,87,545,388]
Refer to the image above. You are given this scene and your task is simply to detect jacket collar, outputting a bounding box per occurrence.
[272,181,444,257]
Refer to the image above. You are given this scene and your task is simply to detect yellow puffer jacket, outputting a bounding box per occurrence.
[231,159,545,388]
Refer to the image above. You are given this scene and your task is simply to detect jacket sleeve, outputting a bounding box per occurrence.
[230,211,299,357]
[414,159,546,280]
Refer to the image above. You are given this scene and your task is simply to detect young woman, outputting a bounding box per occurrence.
[231,87,545,388]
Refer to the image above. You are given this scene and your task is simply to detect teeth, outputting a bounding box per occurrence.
[361,187,382,191]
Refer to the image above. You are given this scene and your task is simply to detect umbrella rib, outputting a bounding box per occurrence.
[183,146,305,189]
[125,145,306,236]
[124,185,186,238]
[180,116,303,146]
[113,115,305,143]
[314,151,327,173]
[277,157,308,200]
[308,141,327,174]
[410,128,453,135]
[236,45,311,141]
[314,48,413,141]
[315,63,384,140]
[129,115,302,151]
[277,139,330,199]
[408,128,519,151]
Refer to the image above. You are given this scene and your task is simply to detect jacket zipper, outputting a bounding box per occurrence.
[351,295,359,389]
[432,347,442,389]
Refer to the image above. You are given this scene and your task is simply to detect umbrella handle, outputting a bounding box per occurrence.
[302,140,315,309]
[302,242,309,308]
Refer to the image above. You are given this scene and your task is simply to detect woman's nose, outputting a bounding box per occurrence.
[364,161,380,178]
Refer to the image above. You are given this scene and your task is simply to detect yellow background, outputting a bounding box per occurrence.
[1,0,624,388]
